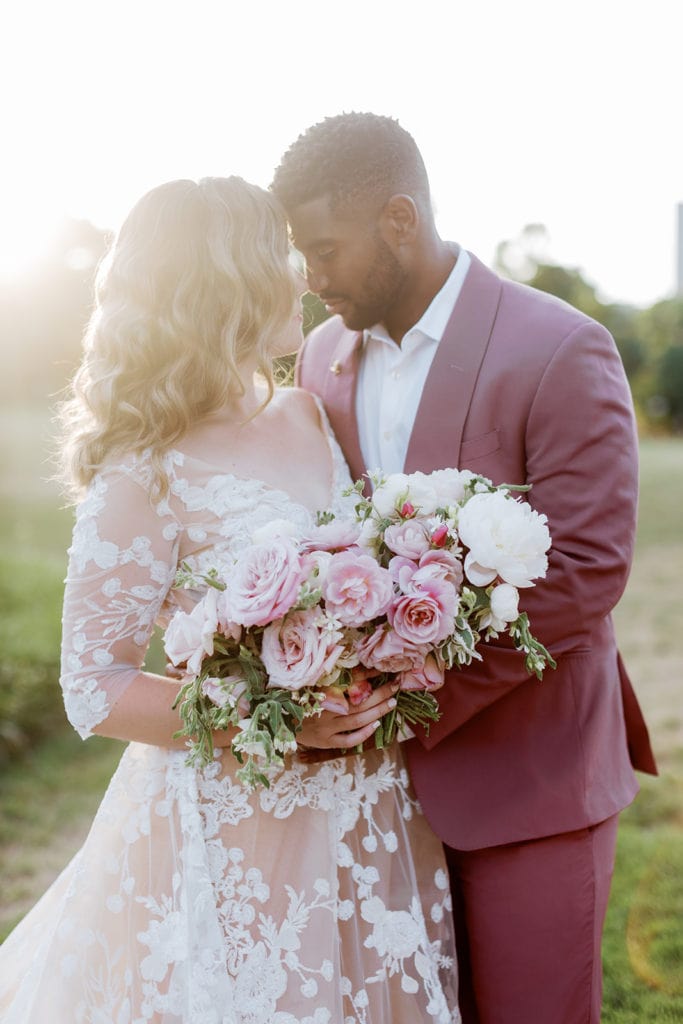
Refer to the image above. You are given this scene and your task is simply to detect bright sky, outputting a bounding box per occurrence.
[1,0,681,307]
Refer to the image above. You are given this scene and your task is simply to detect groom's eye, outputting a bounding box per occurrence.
[316,248,335,261]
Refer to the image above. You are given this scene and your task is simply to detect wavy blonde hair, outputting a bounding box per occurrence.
[58,176,297,501]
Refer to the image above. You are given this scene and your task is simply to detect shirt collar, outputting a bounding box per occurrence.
[364,245,471,347]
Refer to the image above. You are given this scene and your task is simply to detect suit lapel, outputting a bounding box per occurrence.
[404,254,503,474]
[320,327,367,484]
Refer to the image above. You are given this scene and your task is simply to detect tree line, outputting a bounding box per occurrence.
[1,219,681,432]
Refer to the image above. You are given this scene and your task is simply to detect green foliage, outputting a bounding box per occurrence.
[602,776,683,1020]
[656,345,683,428]
[0,554,67,762]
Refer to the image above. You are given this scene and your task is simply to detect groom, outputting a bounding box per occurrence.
[272,112,657,1023]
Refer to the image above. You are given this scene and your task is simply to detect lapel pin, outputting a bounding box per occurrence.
[330,360,342,375]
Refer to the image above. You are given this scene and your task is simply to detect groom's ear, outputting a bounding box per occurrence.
[378,194,420,249]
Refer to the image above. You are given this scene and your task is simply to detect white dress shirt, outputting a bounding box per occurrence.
[356,247,471,475]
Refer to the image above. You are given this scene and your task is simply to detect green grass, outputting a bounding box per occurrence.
[0,407,681,1020]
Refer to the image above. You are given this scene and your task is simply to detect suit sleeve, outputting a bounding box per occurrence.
[425,320,639,738]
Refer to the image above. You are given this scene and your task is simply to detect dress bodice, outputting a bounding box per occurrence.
[59,400,356,739]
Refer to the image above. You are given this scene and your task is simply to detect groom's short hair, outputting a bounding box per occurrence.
[271,112,431,218]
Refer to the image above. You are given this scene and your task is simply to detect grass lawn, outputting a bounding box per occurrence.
[0,409,681,1019]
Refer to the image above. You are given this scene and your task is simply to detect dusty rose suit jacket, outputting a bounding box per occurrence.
[297,253,657,851]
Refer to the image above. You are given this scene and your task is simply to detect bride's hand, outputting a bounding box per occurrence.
[296,679,399,756]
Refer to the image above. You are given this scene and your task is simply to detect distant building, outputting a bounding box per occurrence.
[678,202,683,294]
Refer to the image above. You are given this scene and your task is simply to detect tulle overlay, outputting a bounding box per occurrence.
[0,744,459,1023]
[0,397,459,1022]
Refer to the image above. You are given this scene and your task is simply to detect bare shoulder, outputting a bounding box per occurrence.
[275,385,324,429]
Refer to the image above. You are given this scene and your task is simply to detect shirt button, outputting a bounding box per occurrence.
[383,430,392,440]
[391,369,400,380]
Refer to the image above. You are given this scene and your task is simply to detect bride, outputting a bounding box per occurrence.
[0,177,459,1023]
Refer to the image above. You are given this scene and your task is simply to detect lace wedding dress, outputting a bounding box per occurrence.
[0,405,460,1024]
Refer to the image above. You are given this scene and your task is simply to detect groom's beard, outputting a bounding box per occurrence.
[335,236,407,333]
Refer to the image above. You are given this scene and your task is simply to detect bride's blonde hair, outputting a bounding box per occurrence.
[58,176,297,500]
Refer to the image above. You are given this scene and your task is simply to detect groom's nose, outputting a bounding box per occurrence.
[305,262,328,296]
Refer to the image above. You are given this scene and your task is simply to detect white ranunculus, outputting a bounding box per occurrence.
[372,473,411,517]
[402,472,439,515]
[458,491,550,588]
[251,518,299,544]
[489,583,520,626]
[427,467,480,506]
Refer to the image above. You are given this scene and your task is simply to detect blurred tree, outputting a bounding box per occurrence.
[0,219,108,402]
[655,345,683,429]
[495,223,645,391]
[632,298,683,431]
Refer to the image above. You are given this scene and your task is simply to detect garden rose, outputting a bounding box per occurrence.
[322,551,394,627]
[301,520,361,552]
[207,586,242,642]
[419,549,464,589]
[383,520,432,559]
[261,609,344,690]
[397,651,445,691]
[227,538,305,626]
[355,625,429,674]
[457,491,550,587]
[165,598,217,676]
[388,569,457,645]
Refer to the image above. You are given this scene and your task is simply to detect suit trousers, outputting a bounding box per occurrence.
[445,814,619,1024]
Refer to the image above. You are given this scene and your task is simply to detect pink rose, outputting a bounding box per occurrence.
[388,570,457,645]
[227,538,305,627]
[207,586,242,642]
[355,625,429,674]
[322,550,394,627]
[301,519,361,553]
[418,549,464,590]
[261,609,344,690]
[430,523,450,548]
[397,652,445,691]
[164,597,217,676]
[384,520,432,559]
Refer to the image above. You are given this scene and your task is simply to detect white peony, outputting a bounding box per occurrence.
[423,467,480,506]
[371,473,411,517]
[457,491,550,588]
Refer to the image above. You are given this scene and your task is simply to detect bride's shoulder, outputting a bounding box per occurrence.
[275,385,325,427]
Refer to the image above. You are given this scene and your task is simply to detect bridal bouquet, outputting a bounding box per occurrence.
[167,468,555,788]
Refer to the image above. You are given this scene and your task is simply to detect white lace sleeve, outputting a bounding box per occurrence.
[59,464,181,739]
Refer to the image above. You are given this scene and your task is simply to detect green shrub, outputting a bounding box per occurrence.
[0,554,68,761]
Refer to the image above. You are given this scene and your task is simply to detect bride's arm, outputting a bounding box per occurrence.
[59,464,233,750]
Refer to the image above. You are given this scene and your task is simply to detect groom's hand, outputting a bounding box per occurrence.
[296,680,399,759]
